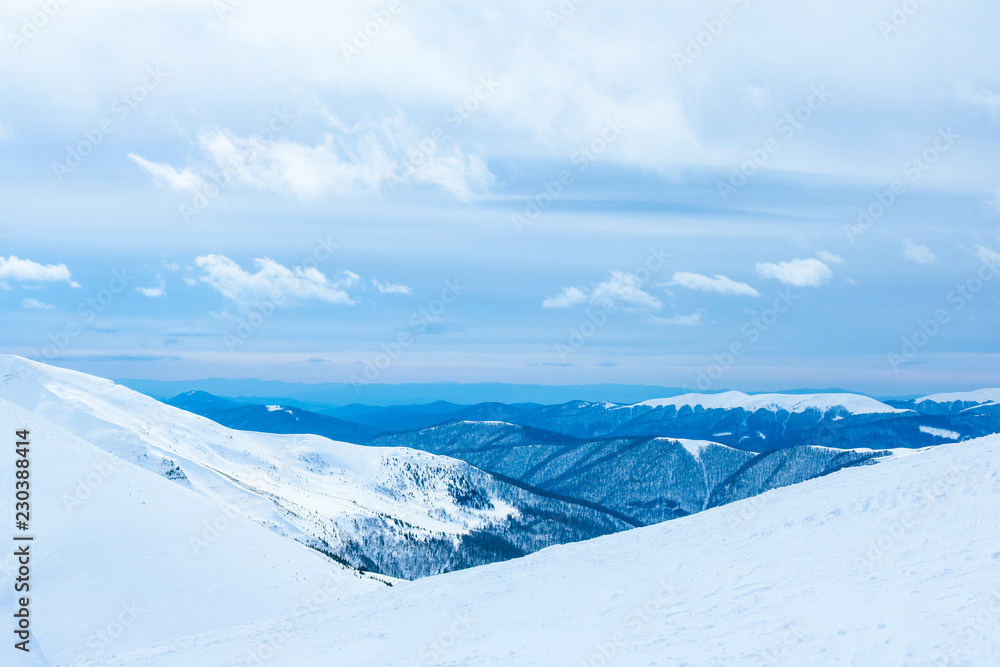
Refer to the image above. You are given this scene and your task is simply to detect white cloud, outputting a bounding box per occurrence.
[127,154,206,193]
[136,278,167,298]
[0,256,80,287]
[590,271,661,310]
[648,312,702,326]
[20,298,54,310]
[755,257,833,287]
[372,278,413,295]
[542,272,661,311]
[974,244,1000,268]
[953,81,1000,119]
[669,272,759,297]
[134,115,493,202]
[542,286,588,309]
[903,239,936,264]
[195,255,359,307]
[815,250,845,264]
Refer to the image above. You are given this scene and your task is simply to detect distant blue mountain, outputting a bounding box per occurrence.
[123,378,699,406]
[166,391,380,443]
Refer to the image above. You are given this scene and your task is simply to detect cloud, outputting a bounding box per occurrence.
[195,255,359,307]
[372,278,413,295]
[647,312,702,326]
[542,272,661,311]
[542,286,588,309]
[20,298,54,310]
[953,81,1000,120]
[127,154,206,193]
[133,114,493,202]
[0,256,80,288]
[974,244,1000,268]
[815,250,845,264]
[669,272,759,297]
[903,239,936,264]
[136,277,167,298]
[755,257,833,287]
[590,271,661,310]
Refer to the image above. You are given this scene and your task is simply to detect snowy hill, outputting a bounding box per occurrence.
[86,434,1000,666]
[634,390,906,415]
[0,356,627,581]
[0,398,386,667]
[917,388,1000,405]
[907,389,1000,416]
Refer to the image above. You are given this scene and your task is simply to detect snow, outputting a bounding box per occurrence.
[633,390,907,415]
[920,425,961,440]
[678,439,716,457]
[0,398,384,667]
[0,356,537,580]
[965,401,1000,412]
[88,434,1000,666]
[918,388,1000,405]
[265,404,282,411]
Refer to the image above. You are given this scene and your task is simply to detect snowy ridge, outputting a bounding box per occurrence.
[0,356,626,581]
[633,390,907,415]
[95,435,1000,666]
[917,388,1000,405]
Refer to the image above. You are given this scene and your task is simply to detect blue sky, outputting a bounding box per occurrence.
[1,0,999,394]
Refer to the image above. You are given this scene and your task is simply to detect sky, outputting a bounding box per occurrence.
[1,0,999,394]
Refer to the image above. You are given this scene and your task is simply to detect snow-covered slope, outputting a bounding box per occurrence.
[0,398,385,667]
[90,434,1000,666]
[634,390,907,415]
[0,356,627,580]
